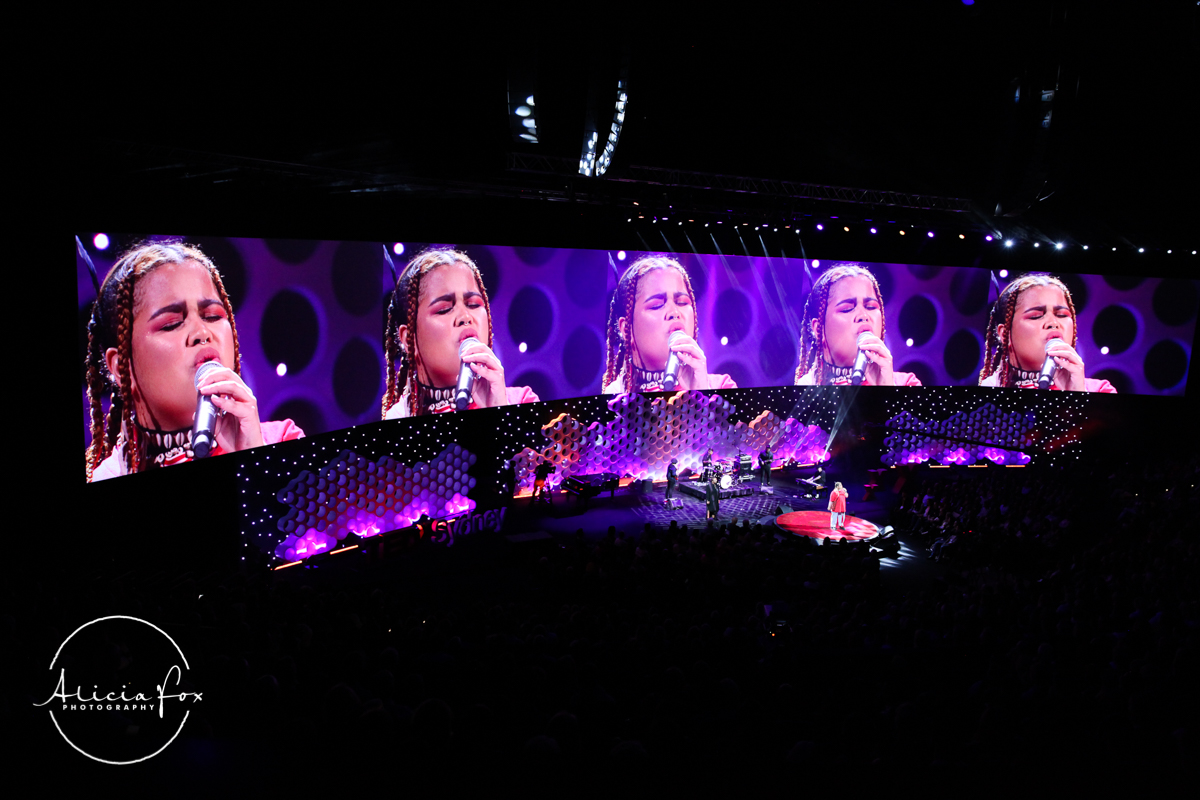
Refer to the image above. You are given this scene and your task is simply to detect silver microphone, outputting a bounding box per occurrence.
[661,330,688,391]
[1038,338,1058,390]
[850,332,871,386]
[454,337,480,410]
[192,360,223,458]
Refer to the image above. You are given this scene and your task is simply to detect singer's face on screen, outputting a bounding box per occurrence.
[627,267,695,371]
[404,261,490,388]
[1000,284,1073,372]
[113,259,236,431]
[820,276,882,367]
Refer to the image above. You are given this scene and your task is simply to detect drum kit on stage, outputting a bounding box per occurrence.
[703,453,756,489]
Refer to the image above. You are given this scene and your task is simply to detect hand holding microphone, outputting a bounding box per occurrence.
[851,332,872,386]
[1040,337,1086,391]
[661,330,711,390]
[193,361,223,458]
[454,336,480,410]
[455,336,509,409]
[193,359,264,456]
[849,331,896,386]
[1037,338,1058,390]
[662,330,688,391]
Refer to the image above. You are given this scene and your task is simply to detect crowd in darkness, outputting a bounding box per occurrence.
[8,453,1198,789]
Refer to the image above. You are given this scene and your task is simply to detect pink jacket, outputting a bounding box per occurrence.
[603,374,738,393]
[90,419,305,482]
[385,386,540,419]
[796,369,922,387]
[979,374,1117,393]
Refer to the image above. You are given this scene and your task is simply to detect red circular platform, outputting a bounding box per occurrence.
[775,510,879,542]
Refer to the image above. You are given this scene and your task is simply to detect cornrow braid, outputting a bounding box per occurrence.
[381,248,493,418]
[83,239,241,480]
[794,264,886,385]
[602,255,699,391]
[978,272,1077,388]
[116,276,140,474]
[84,323,111,480]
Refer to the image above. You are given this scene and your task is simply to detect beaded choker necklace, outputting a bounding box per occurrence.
[418,383,457,413]
[822,361,855,385]
[633,366,667,391]
[1009,367,1043,389]
[136,424,196,468]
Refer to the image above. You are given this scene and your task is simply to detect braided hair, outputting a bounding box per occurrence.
[602,255,699,391]
[794,263,886,385]
[84,241,241,480]
[381,248,494,418]
[978,272,1077,388]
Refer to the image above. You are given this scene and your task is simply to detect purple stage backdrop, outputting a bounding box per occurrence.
[77,233,1197,475]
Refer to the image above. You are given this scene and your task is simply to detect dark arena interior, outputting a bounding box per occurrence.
[17,4,1200,792]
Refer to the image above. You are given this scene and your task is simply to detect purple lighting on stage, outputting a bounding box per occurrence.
[985,235,994,241]
[272,445,477,562]
[927,231,935,238]
[882,404,1034,467]
[511,390,829,491]
[816,224,824,231]
[870,228,877,234]
[93,233,110,250]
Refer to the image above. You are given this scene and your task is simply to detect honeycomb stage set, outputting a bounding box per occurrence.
[56,231,1197,788]
[78,374,1135,571]
[74,233,1194,566]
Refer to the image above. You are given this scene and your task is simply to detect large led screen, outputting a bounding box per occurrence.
[77,233,1197,482]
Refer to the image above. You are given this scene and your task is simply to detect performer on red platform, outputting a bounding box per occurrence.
[795,263,922,387]
[828,481,849,529]
[84,241,304,481]
[602,255,737,393]
[978,273,1117,392]
[383,248,539,418]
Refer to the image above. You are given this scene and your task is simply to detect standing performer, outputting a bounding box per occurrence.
[705,472,721,521]
[499,459,517,503]
[533,460,555,504]
[759,444,774,486]
[978,273,1117,392]
[664,458,678,508]
[383,248,539,418]
[828,481,849,530]
[603,255,737,393]
[795,264,922,386]
[84,240,304,481]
